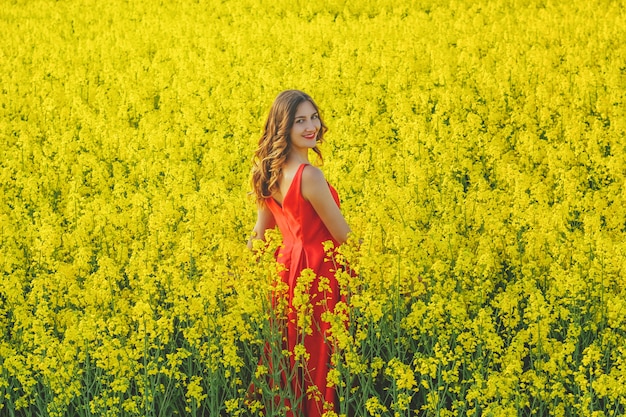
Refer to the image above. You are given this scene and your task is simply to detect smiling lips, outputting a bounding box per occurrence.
[304,132,316,140]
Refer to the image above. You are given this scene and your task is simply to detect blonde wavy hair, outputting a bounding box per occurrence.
[251,90,328,205]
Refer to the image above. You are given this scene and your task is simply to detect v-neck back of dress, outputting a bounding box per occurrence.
[266,163,340,251]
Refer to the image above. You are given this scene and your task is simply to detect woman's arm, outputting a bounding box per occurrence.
[301,165,351,244]
[247,205,277,250]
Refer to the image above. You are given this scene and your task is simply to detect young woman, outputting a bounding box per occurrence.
[249,90,351,416]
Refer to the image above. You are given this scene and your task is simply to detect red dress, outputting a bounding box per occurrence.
[264,163,342,417]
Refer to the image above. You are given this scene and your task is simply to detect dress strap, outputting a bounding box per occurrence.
[293,163,309,193]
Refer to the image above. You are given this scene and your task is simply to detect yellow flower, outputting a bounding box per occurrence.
[365,397,388,417]
[185,375,207,404]
[385,358,416,391]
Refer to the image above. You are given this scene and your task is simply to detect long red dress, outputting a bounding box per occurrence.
[264,163,342,417]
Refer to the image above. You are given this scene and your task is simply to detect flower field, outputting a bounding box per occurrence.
[1,0,625,415]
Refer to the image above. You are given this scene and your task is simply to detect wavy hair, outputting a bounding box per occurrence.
[251,90,328,205]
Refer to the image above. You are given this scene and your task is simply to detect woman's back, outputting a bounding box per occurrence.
[266,163,339,251]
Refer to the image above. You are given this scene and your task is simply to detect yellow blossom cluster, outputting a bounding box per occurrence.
[1,0,625,416]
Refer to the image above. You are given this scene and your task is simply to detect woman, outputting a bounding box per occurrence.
[248,90,350,417]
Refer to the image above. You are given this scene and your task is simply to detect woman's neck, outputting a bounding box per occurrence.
[286,148,310,165]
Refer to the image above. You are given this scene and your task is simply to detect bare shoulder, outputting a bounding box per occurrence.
[301,165,330,200]
[301,164,327,185]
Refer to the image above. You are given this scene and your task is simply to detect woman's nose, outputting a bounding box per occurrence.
[305,120,318,131]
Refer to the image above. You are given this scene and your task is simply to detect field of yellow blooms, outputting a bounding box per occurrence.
[1,0,625,416]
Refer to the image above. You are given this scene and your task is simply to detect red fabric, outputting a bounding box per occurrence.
[264,163,342,417]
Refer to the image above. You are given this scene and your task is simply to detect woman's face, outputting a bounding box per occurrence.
[288,100,321,151]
